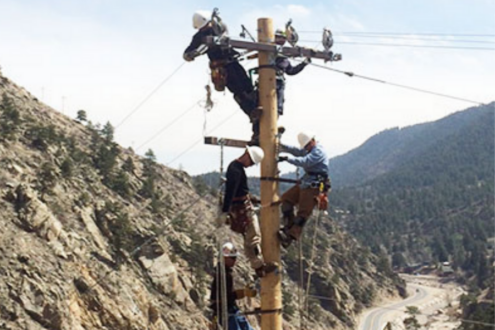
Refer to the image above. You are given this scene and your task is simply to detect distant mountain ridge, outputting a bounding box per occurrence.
[329,104,494,188]
[330,103,494,289]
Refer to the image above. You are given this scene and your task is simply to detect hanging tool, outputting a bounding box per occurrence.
[285,19,299,47]
[205,85,214,111]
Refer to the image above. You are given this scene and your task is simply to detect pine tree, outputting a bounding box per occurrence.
[0,94,21,140]
[101,121,115,143]
[76,110,87,122]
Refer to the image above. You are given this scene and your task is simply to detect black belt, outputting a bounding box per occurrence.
[307,172,328,178]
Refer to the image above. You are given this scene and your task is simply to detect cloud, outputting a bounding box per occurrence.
[287,4,311,18]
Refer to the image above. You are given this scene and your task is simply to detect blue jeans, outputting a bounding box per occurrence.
[228,310,254,330]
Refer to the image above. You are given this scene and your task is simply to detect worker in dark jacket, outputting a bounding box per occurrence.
[274,29,310,115]
[210,242,256,330]
[184,10,261,142]
[278,131,330,248]
[219,146,277,277]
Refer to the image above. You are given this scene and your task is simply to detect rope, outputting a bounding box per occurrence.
[298,239,304,330]
[304,210,322,316]
[301,60,486,106]
[116,61,186,128]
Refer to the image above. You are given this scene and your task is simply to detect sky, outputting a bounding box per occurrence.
[0,0,494,176]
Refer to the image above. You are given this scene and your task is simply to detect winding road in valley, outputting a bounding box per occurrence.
[359,284,428,330]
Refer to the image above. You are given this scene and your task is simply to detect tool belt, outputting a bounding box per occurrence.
[229,196,253,234]
[307,172,331,210]
[308,172,331,192]
[209,60,227,92]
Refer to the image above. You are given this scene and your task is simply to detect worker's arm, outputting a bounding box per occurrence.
[183,29,208,61]
[286,148,325,168]
[277,57,308,76]
[280,143,306,157]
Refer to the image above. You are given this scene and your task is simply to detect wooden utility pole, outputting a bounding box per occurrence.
[258,18,282,330]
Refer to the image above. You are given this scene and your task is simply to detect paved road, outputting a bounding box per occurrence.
[359,285,428,330]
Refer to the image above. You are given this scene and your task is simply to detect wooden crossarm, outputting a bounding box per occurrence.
[204,36,336,61]
[204,136,249,148]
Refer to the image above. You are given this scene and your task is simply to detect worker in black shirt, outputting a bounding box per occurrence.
[183,10,261,143]
[274,29,310,115]
[209,242,256,330]
[218,146,277,277]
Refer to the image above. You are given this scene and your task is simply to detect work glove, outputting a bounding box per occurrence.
[216,212,230,227]
[244,287,257,298]
[235,287,258,299]
[278,156,288,162]
[183,51,196,62]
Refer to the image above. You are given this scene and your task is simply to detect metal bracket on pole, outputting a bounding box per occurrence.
[260,176,299,184]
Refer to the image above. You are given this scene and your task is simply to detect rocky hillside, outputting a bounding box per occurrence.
[0,71,403,330]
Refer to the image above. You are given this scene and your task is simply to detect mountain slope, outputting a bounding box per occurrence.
[0,72,403,330]
[329,103,494,288]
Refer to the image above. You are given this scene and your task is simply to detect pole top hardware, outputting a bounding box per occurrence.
[203,36,342,62]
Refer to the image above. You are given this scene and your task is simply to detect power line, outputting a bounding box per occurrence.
[299,40,495,51]
[298,31,495,37]
[116,62,186,128]
[303,60,486,105]
[135,100,200,152]
[331,35,495,44]
[166,110,240,166]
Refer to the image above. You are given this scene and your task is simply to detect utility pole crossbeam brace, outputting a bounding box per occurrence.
[257,18,283,330]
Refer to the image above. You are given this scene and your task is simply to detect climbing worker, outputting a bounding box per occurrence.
[273,29,310,115]
[183,10,262,143]
[277,131,330,248]
[209,242,257,330]
[218,146,278,277]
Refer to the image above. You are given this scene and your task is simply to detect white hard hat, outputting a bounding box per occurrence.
[222,242,238,257]
[246,146,264,165]
[193,10,211,30]
[298,131,315,148]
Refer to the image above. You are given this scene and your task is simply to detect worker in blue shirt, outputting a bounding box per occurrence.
[277,131,330,248]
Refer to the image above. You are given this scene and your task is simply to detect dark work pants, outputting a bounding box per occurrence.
[276,79,285,115]
[225,62,257,116]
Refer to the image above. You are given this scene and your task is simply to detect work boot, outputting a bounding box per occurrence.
[249,107,263,123]
[277,228,294,249]
[255,262,279,278]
